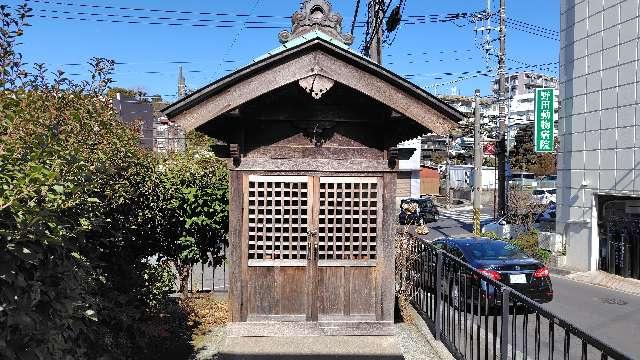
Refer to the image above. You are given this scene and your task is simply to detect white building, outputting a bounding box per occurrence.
[493,71,559,98]
[558,0,640,279]
[397,137,422,203]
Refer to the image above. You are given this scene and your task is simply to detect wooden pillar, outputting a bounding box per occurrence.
[228,170,243,322]
[380,172,397,322]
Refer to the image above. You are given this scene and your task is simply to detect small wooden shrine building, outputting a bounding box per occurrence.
[163,0,462,336]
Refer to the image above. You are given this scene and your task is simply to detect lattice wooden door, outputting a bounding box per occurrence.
[316,177,382,321]
[243,175,383,322]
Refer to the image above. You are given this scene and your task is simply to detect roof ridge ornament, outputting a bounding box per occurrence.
[279,0,354,46]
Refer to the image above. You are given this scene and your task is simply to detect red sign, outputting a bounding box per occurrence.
[483,143,496,155]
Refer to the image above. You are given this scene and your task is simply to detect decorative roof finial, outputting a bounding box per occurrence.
[279,0,354,45]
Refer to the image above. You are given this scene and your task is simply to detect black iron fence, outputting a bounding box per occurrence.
[404,238,634,360]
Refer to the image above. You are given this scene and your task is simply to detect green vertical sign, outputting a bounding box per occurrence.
[534,88,555,153]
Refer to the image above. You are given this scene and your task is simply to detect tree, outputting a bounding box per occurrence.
[148,148,229,295]
[509,124,556,176]
[0,5,172,358]
[506,188,547,232]
[529,153,556,177]
[106,86,139,99]
[1,5,232,358]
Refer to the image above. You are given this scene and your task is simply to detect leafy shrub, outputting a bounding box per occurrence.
[142,261,176,313]
[147,149,229,295]
[511,230,550,264]
[0,5,227,359]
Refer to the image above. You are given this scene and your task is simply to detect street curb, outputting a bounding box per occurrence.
[403,302,455,360]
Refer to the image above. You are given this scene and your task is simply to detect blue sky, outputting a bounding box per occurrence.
[10,0,559,100]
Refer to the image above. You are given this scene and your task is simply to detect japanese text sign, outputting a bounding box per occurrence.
[535,88,555,153]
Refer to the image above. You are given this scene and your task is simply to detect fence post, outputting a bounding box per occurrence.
[435,249,443,341]
[501,288,510,360]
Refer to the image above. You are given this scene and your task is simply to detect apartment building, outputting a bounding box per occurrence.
[558,0,640,279]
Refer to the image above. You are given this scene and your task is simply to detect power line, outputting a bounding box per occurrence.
[505,23,559,41]
[506,20,558,37]
[28,0,560,35]
[26,0,286,17]
[404,59,559,89]
[506,17,558,35]
[32,10,285,29]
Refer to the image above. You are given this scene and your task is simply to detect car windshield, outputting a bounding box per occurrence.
[548,189,556,194]
[532,190,545,195]
[458,241,530,260]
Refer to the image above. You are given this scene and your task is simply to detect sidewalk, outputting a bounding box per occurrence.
[562,270,640,297]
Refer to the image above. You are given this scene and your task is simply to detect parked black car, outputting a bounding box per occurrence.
[433,237,553,305]
[398,197,440,225]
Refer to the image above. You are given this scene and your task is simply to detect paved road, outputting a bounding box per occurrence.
[424,208,640,358]
[422,206,494,241]
[543,275,640,357]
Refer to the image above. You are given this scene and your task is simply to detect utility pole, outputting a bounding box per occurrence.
[368,0,383,64]
[445,134,451,209]
[496,0,507,217]
[473,89,483,235]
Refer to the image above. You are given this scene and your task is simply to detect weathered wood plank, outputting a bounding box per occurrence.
[343,267,351,316]
[317,267,344,315]
[240,175,250,321]
[245,145,384,161]
[379,173,397,322]
[279,267,306,316]
[233,158,393,172]
[309,176,320,321]
[349,267,375,316]
[228,170,243,322]
[248,267,278,315]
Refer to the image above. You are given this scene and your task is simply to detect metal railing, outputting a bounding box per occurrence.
[173,247,229,293]
[404,238,634,360]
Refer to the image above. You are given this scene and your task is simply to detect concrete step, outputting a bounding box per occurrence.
[219,336,404,360]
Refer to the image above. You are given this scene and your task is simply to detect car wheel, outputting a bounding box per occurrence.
[433,213,439,222]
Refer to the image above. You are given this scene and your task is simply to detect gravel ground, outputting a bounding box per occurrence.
[193,325,226,360]
[394,322,440,360]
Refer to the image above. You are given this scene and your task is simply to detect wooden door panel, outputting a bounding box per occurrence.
[279,267,307,315]
[317,267,345,315]
[316,176,382,320]
[348,267,376,315]
[244,175,312,321]
[247,267,278,316]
